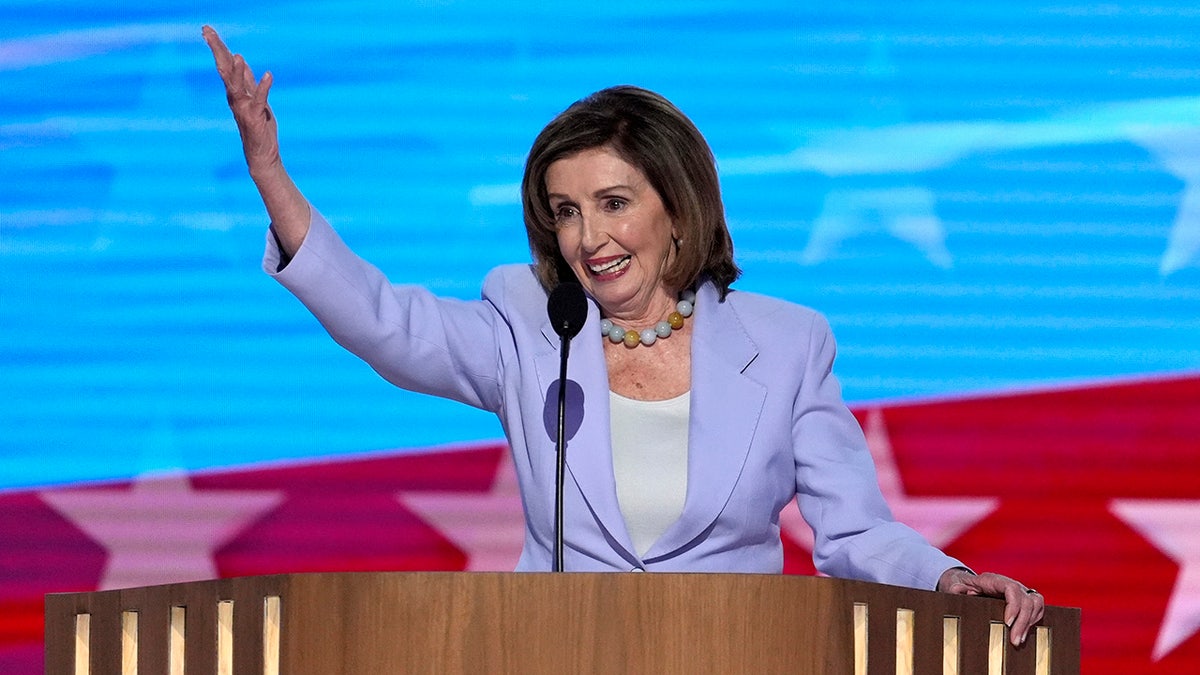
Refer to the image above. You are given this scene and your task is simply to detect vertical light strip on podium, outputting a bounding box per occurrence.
[1036,626,1052,675]
[120,610,137,675]
[895,608,915,675]
[263,596,281,675]
[169,606,185,675]
[989,621,1007,675]
[853,602,1055,674]
[853,602,867,675]
[944,616,961,674]
[73,613,89,675]
[217,600,234,675]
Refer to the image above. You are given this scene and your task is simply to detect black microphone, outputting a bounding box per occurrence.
[547,282,588,339]
[546,282,586,572]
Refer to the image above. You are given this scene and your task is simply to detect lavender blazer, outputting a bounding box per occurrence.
[268,210,963,589]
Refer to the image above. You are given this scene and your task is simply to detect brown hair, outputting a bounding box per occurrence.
[521,86,740,298]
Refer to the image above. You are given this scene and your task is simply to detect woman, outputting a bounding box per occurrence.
[203,26,1045,645]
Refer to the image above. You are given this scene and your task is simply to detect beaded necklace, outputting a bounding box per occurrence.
[600,289,696,348]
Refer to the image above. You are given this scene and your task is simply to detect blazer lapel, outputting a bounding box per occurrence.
[535,299,636,556]
[646,283,766,560]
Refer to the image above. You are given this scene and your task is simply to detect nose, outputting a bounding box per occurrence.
[578,209,607,253]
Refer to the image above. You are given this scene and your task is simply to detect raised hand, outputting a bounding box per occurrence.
[203,25,281,177]
[202,25,309,255]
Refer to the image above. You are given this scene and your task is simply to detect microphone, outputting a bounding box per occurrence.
[546,282,586,572]
[547,282,587,339]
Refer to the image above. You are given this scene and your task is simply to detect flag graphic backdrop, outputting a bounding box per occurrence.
[5,377,1200,672]
[4,2,1200,673]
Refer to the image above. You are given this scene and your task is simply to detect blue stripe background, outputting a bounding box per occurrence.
[3,1,1199,489]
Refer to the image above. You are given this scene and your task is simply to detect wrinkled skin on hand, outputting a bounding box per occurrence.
[938,568,1045,646]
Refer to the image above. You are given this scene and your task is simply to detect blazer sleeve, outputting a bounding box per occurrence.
[792,312,964,590]
[263,207,506,412]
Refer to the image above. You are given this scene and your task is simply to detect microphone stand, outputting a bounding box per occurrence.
[554,332,571,572]
[547,281,584,573]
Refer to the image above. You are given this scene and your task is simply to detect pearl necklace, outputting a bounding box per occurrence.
[600,289,696,348]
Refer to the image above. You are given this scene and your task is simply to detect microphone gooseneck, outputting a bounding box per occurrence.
[546,283,586,572]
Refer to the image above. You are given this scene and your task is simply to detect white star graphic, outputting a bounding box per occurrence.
[721,96,1200,276]
[1133,131,1200,276]
[802,187,953,269]
[397,452,525,571]
[40,471,284,590]
[1109,499,1200,660]
[782,408,997,555]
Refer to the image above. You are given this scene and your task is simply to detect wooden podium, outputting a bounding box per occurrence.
[46,572,1079,674]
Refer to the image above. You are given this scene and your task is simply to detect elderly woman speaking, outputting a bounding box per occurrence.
[204,26,1044,646]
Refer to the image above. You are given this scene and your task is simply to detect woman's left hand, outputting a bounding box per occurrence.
[937,568,1045,646]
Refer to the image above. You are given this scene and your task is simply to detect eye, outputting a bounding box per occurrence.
[552,204,579,224]
[603,197,627,212]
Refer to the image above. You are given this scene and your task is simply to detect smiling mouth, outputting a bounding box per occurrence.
[588,256,631,277]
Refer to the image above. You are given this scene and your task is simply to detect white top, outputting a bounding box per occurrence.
[609,390,690,558]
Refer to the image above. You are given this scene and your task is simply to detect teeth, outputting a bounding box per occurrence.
[590,256,630,274]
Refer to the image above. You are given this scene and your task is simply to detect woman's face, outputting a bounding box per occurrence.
[547,146,678,324]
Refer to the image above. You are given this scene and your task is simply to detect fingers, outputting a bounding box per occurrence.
[256,71,274,107]
[202,26,235,79]
[238,54,257,92]
[204,26,245,98]
[992,577,1044,646]
[940,570,1045,647]
[203,26,269,106]
[1013,588,1045,646]
[235,58,274,121]
[203,25,280,174]
[1008,593,1045,646]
